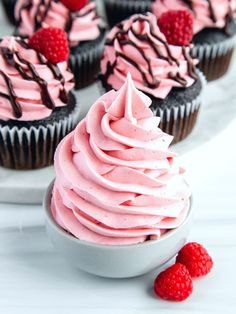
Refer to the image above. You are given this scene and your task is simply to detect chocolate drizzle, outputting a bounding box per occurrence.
[0,39,71,118]
[0,70,22,118]
[103,14,198,91]
[182,47,199,80]
[206,0,217,23]
[17,0,53,29]
[17,0,98,43]
[182,0,194,12]
[183,0,218,23]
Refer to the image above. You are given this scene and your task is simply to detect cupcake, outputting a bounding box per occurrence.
[100,13,204,143]
[104,0,236,81]
[14,0,106,89]
[2,0,17,25]
[51,73,191,245]
[0,31,80,170]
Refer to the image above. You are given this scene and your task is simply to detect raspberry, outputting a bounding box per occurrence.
[176,242,213,277]
[60,0,88,11]
[29,28,69,64]
[157,10,194,46]
[154,263,193,301]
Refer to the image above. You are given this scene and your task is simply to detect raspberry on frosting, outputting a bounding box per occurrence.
[0,36,74,121]
[152,0,236,34]
[51,73,191,245]
[60,0,88,12]
[157,10,194,46]
[101,13,198,99]
[29,27,69,64]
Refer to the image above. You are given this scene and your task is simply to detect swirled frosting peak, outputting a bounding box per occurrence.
[51,73,191,245]
[0,36,74,121]
[101,13,198,99]
[15,0,101,47]
[152,0,236,34]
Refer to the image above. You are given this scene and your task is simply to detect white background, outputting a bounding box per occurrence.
[0,2,236,313]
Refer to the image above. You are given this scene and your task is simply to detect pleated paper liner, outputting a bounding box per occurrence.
[98,70,206,144]
[103,0,152,28]
[0,95,80,170]
[192,34,236,81]
[2,0,17,25]
[151,71,206,144]
[69,30,106,90]
[151,93,201,144]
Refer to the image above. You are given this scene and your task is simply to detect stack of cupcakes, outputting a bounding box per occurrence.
[103,0,236,81]
[14,0,106,88]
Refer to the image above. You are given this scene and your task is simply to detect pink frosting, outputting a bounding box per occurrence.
[101,13,198,99]
[0,37,74,121]
[15,0,101,47]
[152,0,236,34]
[51,74,191,246]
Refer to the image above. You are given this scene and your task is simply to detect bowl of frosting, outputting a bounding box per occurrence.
[44,74,193,278]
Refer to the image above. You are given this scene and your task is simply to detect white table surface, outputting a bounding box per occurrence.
[1,2,236,313]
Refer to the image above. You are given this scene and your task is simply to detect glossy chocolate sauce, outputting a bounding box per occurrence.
[0,38,71,118]
[103,14,198,91]
[17,0,98,42]
[183,0,217,23]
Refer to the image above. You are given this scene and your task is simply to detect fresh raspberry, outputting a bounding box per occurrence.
[29,28,69,64]
[176,242,213,278]
[154,263,193,301]
[60,0,88,11]
[157,10,194,46]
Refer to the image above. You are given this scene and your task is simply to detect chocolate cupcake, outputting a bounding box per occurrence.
[2,0,17,25]
[14,0,106,89]
[0,35,80,170]
[104,0,236,81]
[152,0,236,81]
[99,13,205,144]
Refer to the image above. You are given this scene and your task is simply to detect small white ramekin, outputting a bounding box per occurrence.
[44,181,193,278]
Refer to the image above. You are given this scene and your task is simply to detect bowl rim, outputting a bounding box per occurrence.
[44,180,193,250]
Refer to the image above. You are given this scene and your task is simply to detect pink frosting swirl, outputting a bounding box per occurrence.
[0,37,74,121]
[15,0,101,47]
[152,0,236,34]
[101,13,198,99]
[51,74,191,245]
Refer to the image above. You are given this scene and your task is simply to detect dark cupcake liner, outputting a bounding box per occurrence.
[150,71,206,144]
[2,0,17,25]
[69,30,106,89]
[151,93,201,144]
[98,70,205,144]
[103,0,152,28]
[192,34,236,81]
[0,98,80,170]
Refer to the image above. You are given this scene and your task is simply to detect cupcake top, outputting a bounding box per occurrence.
[101,13,198,99]
[15,0,101,47]
[152,0,236,35]
[51,74,191,245]
[0,36,74,121]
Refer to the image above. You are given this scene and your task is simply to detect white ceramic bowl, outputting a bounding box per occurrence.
[44,181,193,278]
